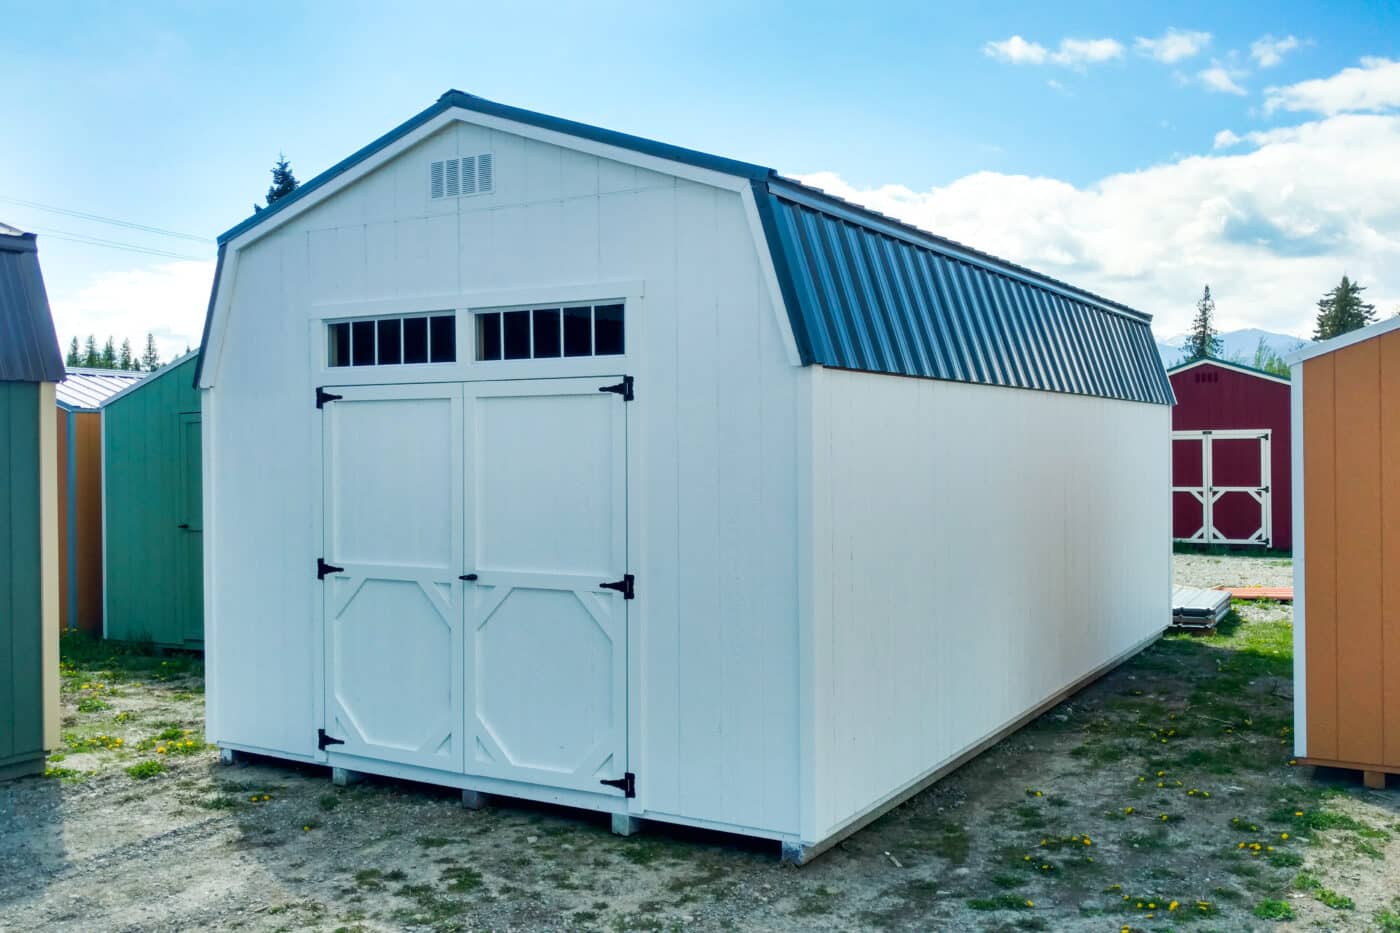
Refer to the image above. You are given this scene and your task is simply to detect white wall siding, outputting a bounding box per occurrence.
[207,124,802,834]
[806,368,1170,842]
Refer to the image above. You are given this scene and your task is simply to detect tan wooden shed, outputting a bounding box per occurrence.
[1291,315,1400,788]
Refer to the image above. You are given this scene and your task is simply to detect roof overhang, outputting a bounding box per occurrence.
[1166,357,1291,386]
[1287,315,1400,366]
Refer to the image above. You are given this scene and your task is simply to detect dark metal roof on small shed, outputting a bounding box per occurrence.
[199,92,1173,405]
[0,225,64,383]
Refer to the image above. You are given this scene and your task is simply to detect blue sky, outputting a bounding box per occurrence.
[3,1,1398,358]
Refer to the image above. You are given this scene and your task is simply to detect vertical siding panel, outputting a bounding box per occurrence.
[0,387,15,762]
[1333,340,1383,764]
[1380,331,1400,767]
[1303,355,1339,762]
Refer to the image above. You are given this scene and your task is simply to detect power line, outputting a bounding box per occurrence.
[29,226,211,262]
[0,194,212,243]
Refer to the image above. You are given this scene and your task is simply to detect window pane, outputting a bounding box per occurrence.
[351,320,375,366]
[430,315,456,363]
[594,303,624,355]
[327,322,350,367]
[377,318,401,365]
[503,310,530,360]
[532,308,561,358]
[476,312,501,361]
[563,306,592,357]
[403,316,429,364]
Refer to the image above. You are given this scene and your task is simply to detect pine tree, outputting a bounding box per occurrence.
[118,338,134,371]
[1183,285,1222,362]
[82,335,100,367]
[141,334,160,371]
[1312,275,1376,340]
[66,337,80,367]
[254,153,299,213]
[100,338,117,369]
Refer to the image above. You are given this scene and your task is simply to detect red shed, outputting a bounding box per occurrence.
[1168,358,1292,551]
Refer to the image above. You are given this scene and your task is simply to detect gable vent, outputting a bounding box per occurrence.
[429,154,495,200]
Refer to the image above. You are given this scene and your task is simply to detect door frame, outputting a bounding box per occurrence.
[1172,429,1272,547]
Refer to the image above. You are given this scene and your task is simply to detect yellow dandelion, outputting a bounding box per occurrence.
[1124,806,1135,814]
[1148,902,1156,909]
[1280,832,1289,840]
[1156,770,1165,777]
[262,794,270,801]
[156,747,167,754]
[1025,899,1034,908]
[1294,810,1303,817]
[1203,791,1211,798]
[1082,837,1092,846]
[303,825,311,831]
[1169,901,1179,912]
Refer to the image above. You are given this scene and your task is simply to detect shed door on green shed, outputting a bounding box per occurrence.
[1,381,46,780]
[177,413,203,645]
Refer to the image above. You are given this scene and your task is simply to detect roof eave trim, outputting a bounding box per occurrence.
[767,177,1152,326]
[1166,356,1292,385]
[1287,315,1400,366]
[191,244,225,387]
[105,350,198,409]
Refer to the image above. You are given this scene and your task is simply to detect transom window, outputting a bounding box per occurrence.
[475,303,624,361]
[327,313,456,367]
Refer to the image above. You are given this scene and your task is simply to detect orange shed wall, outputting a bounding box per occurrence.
[1302,326,1400,771]
[53,408,105,637]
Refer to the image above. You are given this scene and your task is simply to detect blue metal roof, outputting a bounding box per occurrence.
[0,225,64,384]
[763,179,1174,405]
[199,92,1172,405]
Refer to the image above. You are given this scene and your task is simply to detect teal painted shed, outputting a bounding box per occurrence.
[1,223,63,781]
[102,352,203,648]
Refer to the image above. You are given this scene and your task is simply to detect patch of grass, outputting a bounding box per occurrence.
[416,836,453,848]
[391,883,462,927]
[125,760,166,780]
[319,794,341,812]
[1252,899,1295,921]
[76,696,112,713]
[992,873,1026,889]
[907,819,970,864]
[794,884,840,916]
[968,894,1033,911]
[43,765,87,781]
[1376,908,1400,932]
[197,795,241,810]
[441,865,482,893]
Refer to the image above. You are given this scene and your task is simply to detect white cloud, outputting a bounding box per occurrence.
[1213,129,1243,149]
[48,260,213,364]
[1250,34,1302,68]
[794,111,1400,338]
[984,35,1124,67]
[1265,56,1400,114]
[1135,28,1212,63]
[1198,63,1248,95]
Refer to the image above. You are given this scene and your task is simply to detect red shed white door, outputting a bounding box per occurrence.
[1172,429,1271,546]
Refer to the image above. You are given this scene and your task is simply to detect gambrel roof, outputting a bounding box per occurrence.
[0,225,64,383]
[197,91,1173,405]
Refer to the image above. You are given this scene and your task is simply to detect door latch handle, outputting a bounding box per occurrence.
[459,573,478,582]
[177,523,191,530]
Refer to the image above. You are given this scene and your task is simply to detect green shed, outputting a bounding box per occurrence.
[102,351,203,648]
[1,223,63,781]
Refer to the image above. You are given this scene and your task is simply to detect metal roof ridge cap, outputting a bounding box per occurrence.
[766,177,1152,325]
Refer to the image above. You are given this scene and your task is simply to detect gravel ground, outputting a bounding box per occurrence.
[3,556,1397,932]
[1173,551,1293,590]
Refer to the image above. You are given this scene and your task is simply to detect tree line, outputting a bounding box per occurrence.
[66,334,168,372]
[1182,275,1380,377]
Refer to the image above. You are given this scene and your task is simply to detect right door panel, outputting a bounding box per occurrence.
[462,378,629,796]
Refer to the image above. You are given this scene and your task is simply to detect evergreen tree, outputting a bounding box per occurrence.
[1183,285,1222,361]
[100,338,117,369]
[118,338,134,371]
[1312,275,1376,340]
[140,334,160,371]
[254,153,299,213]
[82,335,100,367]
[66,337,80,367]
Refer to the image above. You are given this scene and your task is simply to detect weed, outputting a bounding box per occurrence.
[125,760,166,780]
[968,894,1033,911]
[77,696,112,713]
[319,794,341,812]
[43,766,87,781]
[1377,908,1400,932]
[1252,899,1295,921]
[440,866,482,893]
[794,885,840,916]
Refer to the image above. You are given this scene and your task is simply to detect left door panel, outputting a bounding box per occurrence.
[321,383,465,773]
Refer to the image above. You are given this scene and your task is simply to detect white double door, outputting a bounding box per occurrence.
[320,378,629,798]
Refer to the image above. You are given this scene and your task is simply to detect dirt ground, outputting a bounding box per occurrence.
[3,553,1399,932]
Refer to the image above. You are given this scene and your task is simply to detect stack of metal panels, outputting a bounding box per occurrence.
[1171,586,1232,629]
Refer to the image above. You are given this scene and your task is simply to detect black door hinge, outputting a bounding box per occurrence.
[316,387,343,409]
[318,728,345,751]
[317,557,344,580]
[600,772,636,797]
[599,376,634,402]
[601,574,635,599]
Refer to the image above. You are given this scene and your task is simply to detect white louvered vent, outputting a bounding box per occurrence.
[429,154,495,199]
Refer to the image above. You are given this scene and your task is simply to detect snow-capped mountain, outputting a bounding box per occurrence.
[1155,328,1310,367]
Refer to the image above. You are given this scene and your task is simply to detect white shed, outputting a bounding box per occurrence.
[197,91,1173,862]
